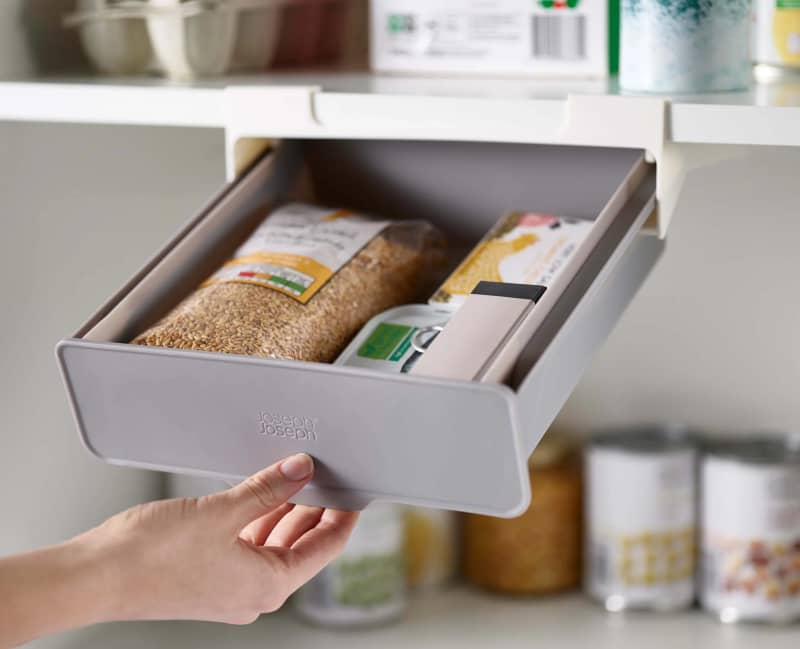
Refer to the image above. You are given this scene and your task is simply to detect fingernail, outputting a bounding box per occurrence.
[280,453,314,481]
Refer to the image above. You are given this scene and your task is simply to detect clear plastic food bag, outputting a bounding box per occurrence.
[133,203,445,362]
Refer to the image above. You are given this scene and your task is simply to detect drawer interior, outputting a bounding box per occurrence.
[62,138,659,514]
[80,139,651,390]
[302,140,645,251]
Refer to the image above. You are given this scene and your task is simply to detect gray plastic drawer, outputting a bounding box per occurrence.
[57,139,662,517]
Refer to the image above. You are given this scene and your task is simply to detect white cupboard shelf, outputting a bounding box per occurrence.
[3,71,798,235]
[54,587,799,649]
[0,78,226,128]
[1,72,800,147]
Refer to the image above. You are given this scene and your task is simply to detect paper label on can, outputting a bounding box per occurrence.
[336,305,453,374]
[203,203,388,304]
[701,458,800,620]
[298,505,406,621]
[585,448,697,606]
[357,323,418,361]
[430,212,592,307]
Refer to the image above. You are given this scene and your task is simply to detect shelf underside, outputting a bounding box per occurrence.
[2,72,799,147]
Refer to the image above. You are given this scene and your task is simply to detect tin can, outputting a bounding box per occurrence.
[295,503,407,627]
[700,434,800,624]
[620,0,751,93]
[753,0,800,81]
[584,426,697,611]
[336,304,454,374]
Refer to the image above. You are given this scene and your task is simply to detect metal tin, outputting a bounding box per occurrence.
[335,304,454,374]
[700,433,800,624]
[295,503,407,627]
[620,0,751,93]
[584,426,698,612]
[753,0,800,81]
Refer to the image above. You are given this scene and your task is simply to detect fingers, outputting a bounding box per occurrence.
[241,505,327,549]
[264,505,324,549]
[239,503,294,546]
[209,454,314,530]
[266,509,359,591]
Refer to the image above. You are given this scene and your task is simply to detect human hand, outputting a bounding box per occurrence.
[74,453,358,625]
[1,454,358,647]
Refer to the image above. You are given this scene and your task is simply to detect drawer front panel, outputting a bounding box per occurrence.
[58,342,528,515]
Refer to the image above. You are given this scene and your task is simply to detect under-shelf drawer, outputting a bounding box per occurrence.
[57,139,661,517]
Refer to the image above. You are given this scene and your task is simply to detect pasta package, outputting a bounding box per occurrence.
[430,212,593,307]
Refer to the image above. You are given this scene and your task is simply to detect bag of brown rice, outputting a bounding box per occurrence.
[133,203,444,363]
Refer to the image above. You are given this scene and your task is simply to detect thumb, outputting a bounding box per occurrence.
[210,454,315,530]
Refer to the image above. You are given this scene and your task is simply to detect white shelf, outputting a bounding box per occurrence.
[2,72,800,146]
[52,587,798,649]
[0,77,226,128]
[4,71,799,235]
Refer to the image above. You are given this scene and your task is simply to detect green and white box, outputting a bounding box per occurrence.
[370,0,618,78]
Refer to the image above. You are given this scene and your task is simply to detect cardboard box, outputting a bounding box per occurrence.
[370,0,618,79]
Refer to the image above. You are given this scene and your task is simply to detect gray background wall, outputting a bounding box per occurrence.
[559,144,800,435]
[0,123,222,560]
[0,123,799,646]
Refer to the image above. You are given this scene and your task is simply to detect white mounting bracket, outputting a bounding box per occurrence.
[223,86,674,236]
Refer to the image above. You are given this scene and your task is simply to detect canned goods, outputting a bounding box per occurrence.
[336,304,454,374]
[700,434,800,624]
[620,0,751,93]
[585,426,697,612]
[295,503,407,627]
[753,0,800,81]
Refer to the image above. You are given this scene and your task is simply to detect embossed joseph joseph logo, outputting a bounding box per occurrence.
[258,412,318,441]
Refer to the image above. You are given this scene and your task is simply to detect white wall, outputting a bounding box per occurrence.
[0,123,223,562]
[560,144,800,437]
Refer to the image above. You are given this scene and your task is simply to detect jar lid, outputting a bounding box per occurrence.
[588,424,696,454]
[705,432,800,466]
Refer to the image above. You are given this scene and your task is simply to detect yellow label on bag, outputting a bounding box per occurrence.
[203,203,389,304]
